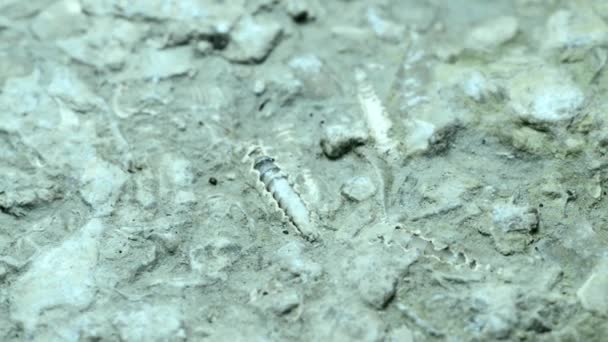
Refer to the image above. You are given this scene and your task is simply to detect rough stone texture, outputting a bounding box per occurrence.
[492,204,539,233]
[507,67,585,123]
[577,260,608,315]
[223,16,283,64]
[80,158,128,216]
[1,1,608,341]
[9,219,104,334]
[341,176,377,202]
[491,203,539,255]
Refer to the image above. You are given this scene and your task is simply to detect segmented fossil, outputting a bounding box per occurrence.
[250,151,320,242]
[355,68,398,159]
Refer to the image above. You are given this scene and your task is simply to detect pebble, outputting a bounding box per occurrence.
[466,16,519,51]
[507,67,585,124]
[491,203,538,255]
[79,158,128,216]
[577,260,608,314]
[460,70,502,103]
[341,176,377,203]
[510,126,552,155]
[345,245,414,310]
[195,40,214,56]
[253,79,266,96]
[403,119,437,154]
[285,0,315,23]
[320,124,368,159]
[492,204,539,233]
[222,16,283,64]
[175,190,197,206]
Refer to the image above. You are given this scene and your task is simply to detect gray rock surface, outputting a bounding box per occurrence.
[1,1,607,341]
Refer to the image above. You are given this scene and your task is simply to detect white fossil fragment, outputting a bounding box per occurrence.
[253,155,319,242]
[355,68,398,158]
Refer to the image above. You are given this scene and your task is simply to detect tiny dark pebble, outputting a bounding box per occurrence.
[209,177,218,185]
[292,11,310,24]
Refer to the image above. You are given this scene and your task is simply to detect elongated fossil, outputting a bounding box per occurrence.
[355,68,398,159]
[253,154,320,242]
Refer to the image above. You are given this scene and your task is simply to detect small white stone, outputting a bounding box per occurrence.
[195,40,213,55]
[288,54,323,74]
[223,16,283,63]
[577,261,608,314]
[253,79,266,95]
[80,158,128,216]
[341,176,377,202]
[175,190,197,206]
[460,71,501,103]
[492,204,539,233]
[320,124,368,159]
[404,119,436,154]
[467,16,519,50]
[508,67,585,123]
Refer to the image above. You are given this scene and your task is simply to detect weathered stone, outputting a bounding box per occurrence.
[491,203,539,255]
[507,67,585,124]
[222,16,283,64]
[577,261,608,314]
[320,124,367,159]
[80,158,128,216]
[492,204,539,233]
[341,176,377,203]
[113,304,185,341]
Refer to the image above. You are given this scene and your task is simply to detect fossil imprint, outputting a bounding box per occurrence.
[248,149,320,242]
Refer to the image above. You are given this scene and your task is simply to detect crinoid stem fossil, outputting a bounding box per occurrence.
[355,68,399,160]
[252,154,320,242]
